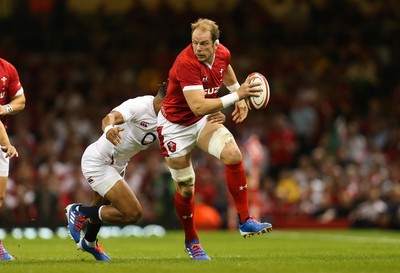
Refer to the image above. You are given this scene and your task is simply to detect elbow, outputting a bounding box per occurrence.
[191,106,208,117]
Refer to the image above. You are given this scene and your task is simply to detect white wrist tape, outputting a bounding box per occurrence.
[220,92,239,108]
[226,82,240,93]
[4,104,13,114]
[104,125,114,134]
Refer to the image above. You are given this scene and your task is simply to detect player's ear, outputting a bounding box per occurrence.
[214,39,219,48]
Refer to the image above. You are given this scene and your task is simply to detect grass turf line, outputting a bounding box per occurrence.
[1,230,399,273]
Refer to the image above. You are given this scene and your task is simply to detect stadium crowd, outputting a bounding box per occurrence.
[0,0,400,230]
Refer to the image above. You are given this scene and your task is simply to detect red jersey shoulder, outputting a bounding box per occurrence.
[177,45,200,70]
[0,58,17,74]
[0,58,22,97]
[216,43,231,62]
[173,46,203,86]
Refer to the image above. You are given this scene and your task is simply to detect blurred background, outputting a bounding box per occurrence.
[1,0,400,231]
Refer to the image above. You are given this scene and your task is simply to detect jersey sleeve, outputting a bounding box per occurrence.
[6,62,23,97]
[220,44,231,67]
[176,58,203,91]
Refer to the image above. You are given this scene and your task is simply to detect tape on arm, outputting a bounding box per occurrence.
[220,92,239,108]
[226,82,240,93]
[104,125,114,134]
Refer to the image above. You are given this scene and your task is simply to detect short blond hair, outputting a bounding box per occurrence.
[191,18,220,42]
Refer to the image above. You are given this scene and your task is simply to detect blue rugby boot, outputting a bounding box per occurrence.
[77,238,111,261]
[65,203,86,243]
[185,238,211,260]
[0,241,14,261]
[239,216,273,238]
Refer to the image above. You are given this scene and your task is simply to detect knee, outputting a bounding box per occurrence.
[169,165,195,198]
[123,208,142,224]
[220,143,242,164]
[176,183,194,198]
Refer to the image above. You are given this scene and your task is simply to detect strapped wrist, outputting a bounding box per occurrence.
[220,92,239,108]
[226,82,240,93]
[4,104,13,115]
[104,125,114,134]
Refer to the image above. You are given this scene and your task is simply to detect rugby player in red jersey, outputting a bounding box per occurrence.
[157,18,272,260]
[0,58,26,261]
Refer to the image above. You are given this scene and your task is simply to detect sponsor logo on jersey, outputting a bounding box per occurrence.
[1,76,7,86]
[204,86,220,95]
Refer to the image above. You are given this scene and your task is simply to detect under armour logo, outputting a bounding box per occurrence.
[182,213,193,219]
[201,76,208,82]
[239,185,248,190]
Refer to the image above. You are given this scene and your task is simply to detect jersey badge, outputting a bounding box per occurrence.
[167,141,176,153]
[1,76,7,86]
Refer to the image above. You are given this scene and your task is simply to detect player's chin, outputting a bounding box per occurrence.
[195,55,206,62]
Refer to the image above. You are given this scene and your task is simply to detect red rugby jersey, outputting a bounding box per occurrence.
[161,43,231,126]
[0,58,24,124]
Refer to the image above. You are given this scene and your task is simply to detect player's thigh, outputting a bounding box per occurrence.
[0,153,8,203]
[157,113,198,158]
[197,121,224,151]
[104,180,141,214]
[0,176,7,203]
[197,122,240,162]
[91,191,110,206]
[82,152,124,197]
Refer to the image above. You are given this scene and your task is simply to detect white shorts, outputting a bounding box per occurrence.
[81,143,127,197]
[0,151,9,176]
[157,113,208,158]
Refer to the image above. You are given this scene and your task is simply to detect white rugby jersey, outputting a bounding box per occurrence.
[95,95,158,166]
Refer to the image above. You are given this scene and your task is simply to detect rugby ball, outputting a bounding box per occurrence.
[245,72,270,110]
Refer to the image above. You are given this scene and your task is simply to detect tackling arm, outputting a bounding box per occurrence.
[101,110,124,131]
[101,110,125,146]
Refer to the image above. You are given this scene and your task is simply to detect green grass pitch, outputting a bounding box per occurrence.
[1,229,400,273]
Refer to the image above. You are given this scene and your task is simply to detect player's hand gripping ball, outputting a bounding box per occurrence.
[245,72,270,110]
